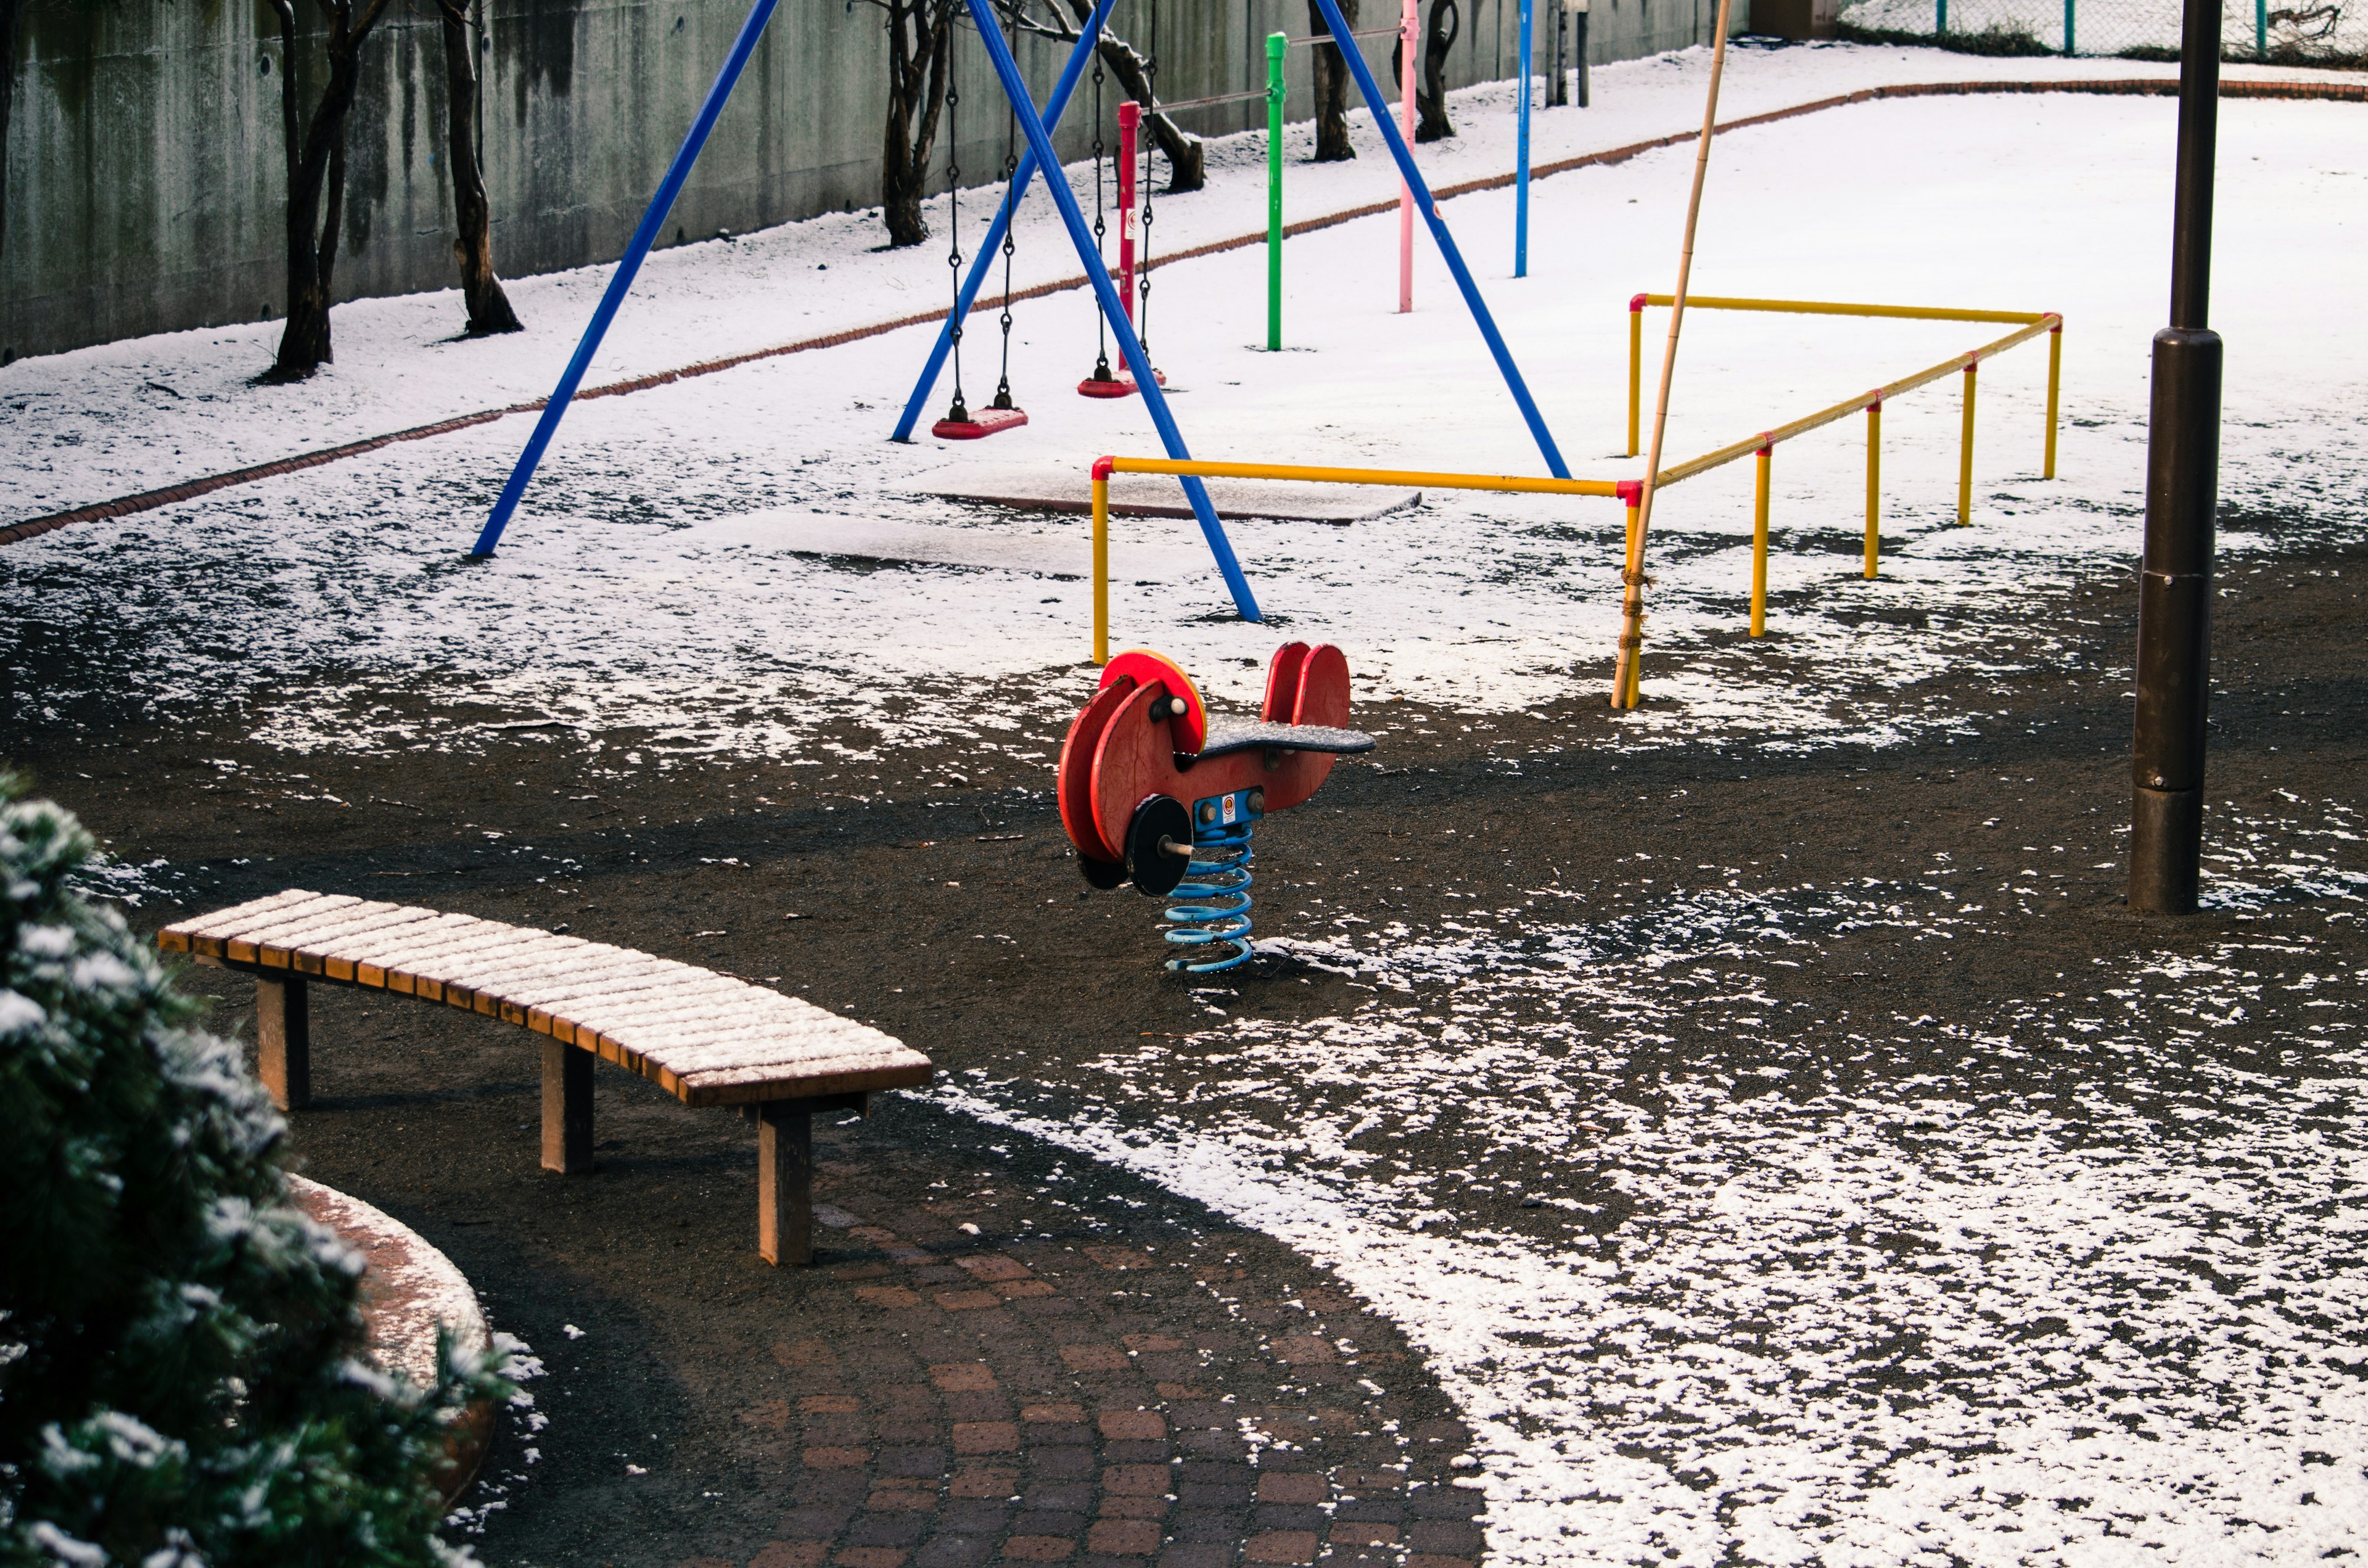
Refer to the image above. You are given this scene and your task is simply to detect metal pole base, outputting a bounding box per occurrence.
[2128,326,2220,918]
[2129,786,2204,914]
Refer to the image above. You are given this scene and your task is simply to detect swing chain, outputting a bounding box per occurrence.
[944,22,967,422]
[1089,50,1111,380]
[992,8,1019,412]
[1136,0,1156,353]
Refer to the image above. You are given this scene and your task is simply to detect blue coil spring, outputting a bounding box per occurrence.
[1162,815,1256,973]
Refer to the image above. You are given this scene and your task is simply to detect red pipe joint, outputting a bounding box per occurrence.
[1628,293,1650,313]
[1092,456,1117,482]
[1616,479,1643,506]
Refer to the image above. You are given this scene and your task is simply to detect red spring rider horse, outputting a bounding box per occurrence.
[1057,644,1375,973]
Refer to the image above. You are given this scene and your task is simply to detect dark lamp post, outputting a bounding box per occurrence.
[2129,0,2224,914]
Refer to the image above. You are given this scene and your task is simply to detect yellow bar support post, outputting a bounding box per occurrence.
[2044,322,2062,480]
[1091,459,1111,665]
[1627,296,1644,458]
[1750,442,1771,637]
[1864,400,1881,579]
[1957,361,1978,525]
[1620,484,1643,702]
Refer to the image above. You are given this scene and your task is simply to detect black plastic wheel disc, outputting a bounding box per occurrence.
[1124,795,1193,898]
[1077,853,1127,890]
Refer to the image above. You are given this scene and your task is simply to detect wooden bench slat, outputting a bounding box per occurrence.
[498,967,739,1035]
[279,905,450,976]
[223,897,374,961]
[204,890,363,938]
[160,889,337,948]
[421,931,604,1008]
[264,908,456,975]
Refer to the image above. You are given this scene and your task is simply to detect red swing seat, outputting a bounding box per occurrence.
[1076,367,1166,399]
[932,406,1030,440]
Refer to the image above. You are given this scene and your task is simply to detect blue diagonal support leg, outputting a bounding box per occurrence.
[471,0,783,556]
[892,0,1122,443]
[964,0,1260,623]
[1310,0,1569,478]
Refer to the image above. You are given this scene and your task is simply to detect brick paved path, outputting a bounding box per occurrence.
[674,1117,1489,1568]
[268,975,1489,1568]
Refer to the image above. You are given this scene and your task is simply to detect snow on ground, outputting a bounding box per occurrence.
[8,44,2368,1567]
[1,42,2358,519]
[5,54,2363,761]
[941,791,2368,1564]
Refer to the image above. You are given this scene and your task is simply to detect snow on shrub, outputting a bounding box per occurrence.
[0,782,507,1567]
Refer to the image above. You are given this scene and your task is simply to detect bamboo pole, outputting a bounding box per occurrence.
[1611,0,1736,709]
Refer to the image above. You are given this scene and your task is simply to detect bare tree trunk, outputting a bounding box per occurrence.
[1415,0,1457,141]
[1088,33,1202,192]
[979,1,1202,193]
[1306,0,1360,161]
[1,0,17,264]
[438,0,519,333]
[878,0,955,248]
[266,0,392,380]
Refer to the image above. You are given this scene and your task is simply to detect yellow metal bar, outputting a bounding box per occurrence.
[1750,445,1770,638]
[2044,324,2062,480]
[1654,316,2056,490]
[1104,456,1624,499]
[1092,471,1111,665]
[1627,306,1643,458]
[1637,293,2049,326]
[1958,363,1977,525]
[1864,402,1881,580]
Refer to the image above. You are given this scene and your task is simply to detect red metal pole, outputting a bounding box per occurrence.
[1117,102,1140,322]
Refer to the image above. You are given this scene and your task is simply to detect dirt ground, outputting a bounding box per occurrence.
[6,525,2364,1567]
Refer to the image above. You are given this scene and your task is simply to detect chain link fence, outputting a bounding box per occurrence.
[1836,0,2368,64]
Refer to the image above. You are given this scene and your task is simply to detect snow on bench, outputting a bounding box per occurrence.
[157,889,932,1265]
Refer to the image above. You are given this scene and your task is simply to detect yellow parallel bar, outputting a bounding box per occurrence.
[2044,324,2062,480]
[1105,457,1624,498]
[1958,363,1978,525]
[1092,474,1111,666]
[1749,445,1771,638]
[1637,293,2049,326]
[1864,403,1881,580]
[1655,316,2057,490]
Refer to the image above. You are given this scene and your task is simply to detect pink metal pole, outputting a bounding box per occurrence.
[1398,0,1416,312]
[1117,101,1140,322]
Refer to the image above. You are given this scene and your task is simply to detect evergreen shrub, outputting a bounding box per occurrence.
[1,784,505,1567]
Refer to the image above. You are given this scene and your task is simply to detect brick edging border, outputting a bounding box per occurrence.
[7,73,2359,550]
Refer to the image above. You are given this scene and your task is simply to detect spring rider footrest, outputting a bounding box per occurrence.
[1056,643,1376,973]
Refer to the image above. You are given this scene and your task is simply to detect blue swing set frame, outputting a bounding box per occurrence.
[466,0,1569,630]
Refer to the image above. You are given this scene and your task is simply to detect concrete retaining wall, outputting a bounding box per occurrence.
[1,0,1746,361]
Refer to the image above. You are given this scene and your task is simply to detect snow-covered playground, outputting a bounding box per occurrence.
[6,38,2367,1568]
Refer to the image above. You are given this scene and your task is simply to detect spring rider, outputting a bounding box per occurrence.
[1057,643,1375,973]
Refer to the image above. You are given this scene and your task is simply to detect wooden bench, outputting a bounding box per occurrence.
[157,890,932,1265]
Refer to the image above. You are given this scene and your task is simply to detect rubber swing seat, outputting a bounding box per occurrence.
[932,407,1030,440]
[1076,369,1166,400]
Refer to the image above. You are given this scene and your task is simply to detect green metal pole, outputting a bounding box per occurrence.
[1267,31,1286,351]
[2256,0,2267,57]
[2064,0,2074,53]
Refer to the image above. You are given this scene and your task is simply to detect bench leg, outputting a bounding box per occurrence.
[541,1041,595,1175]
[757,1102,813,1266]
[255,975,310,1111]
